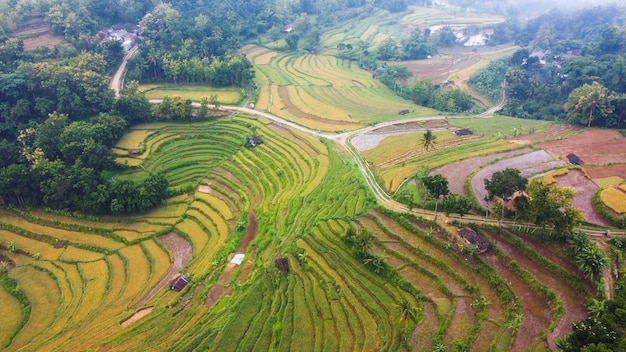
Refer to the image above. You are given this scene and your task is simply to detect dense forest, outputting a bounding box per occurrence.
[471,6,626,127]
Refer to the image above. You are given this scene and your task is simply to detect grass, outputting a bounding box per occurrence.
[139,84,243,104]
[594,176,623,188]
[447,116,554,138]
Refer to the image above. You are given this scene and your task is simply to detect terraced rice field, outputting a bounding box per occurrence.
[243,45,438,131]
[0,113,596,351]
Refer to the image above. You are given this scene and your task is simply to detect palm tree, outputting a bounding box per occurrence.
[422,129,437,152]
[575,245,609,282]
[394,298,420,341]
[422,129,437,168]
[506,313,524,336]
[587,298,606,318]
[146,49,159,78]
[564,81,615,127]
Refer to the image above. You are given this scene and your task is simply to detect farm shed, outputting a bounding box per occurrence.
[566,153,584,165]
[453,128,473,136]
[274,258,289,274]
[458,227,489,254]
[170,275,189,291]
[248,135,263,147]
[230,253,245,265]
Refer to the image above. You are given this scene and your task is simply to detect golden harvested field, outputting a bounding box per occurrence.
[601,187,626,214]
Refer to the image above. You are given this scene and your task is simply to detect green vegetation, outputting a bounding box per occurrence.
[1,1,623,351]
[139,84,243,104]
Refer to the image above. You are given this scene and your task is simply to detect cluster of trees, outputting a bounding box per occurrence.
[375,65,474,113]
[376,29,437,61]
[484,168,584,238]
[124,4,254,86]
[422,174,474,218]
[471,5,626,127]
[407,79,474,113]
[0,0,151,41]
[0,110,169,214]
[0,52,114,140]
[0,49,170,214]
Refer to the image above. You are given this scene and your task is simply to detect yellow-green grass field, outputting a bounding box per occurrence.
[139,84,242,104]
[594,176,623,188]
[601,187,626,214]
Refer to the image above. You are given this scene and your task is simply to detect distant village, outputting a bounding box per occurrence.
[96,24,140,53]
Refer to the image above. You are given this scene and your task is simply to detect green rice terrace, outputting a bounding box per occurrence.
[0,112,606,351]
[2,5,626,352]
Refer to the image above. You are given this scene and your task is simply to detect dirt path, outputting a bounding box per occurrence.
[110,45,138,97]
[133,232,192,308]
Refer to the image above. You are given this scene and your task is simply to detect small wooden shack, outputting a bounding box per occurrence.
[170,275,189,291]
[248,135,263,147]
[566,153,584,165]
[458,227,489,254]
[453,128,473,136]
[274,258,289,274]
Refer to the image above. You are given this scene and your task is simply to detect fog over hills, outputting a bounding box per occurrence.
[448,0,624,18]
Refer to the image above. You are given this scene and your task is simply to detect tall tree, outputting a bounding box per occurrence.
[394,298,420,341]
[564,81,616,127]
[421,129,437,152]
[422,174,449,220]
[484,168,527,201]
[525,179,584,239]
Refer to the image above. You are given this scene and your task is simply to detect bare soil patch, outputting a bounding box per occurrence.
[585,164,626,179]
[480,249,551,350]
[238,213,258,251]
[430,147,532,195]
[197,185,211,193]
[538,130,626,165]
[205,285,229,308]
[22,31,65,51]
[133,232,192,308]
[554,169,611,227]
[410,301,438,351]
[471,150,565,209]
[120,307,154,327]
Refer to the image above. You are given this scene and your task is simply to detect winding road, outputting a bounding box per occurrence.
[112,47,623,240]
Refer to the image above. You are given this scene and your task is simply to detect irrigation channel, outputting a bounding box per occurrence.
[111,50,624,240]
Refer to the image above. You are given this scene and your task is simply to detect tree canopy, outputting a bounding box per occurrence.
[484,168,528,201]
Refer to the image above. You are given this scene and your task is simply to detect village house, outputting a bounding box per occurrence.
[97,24,139,53]
[458,227,489,254]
